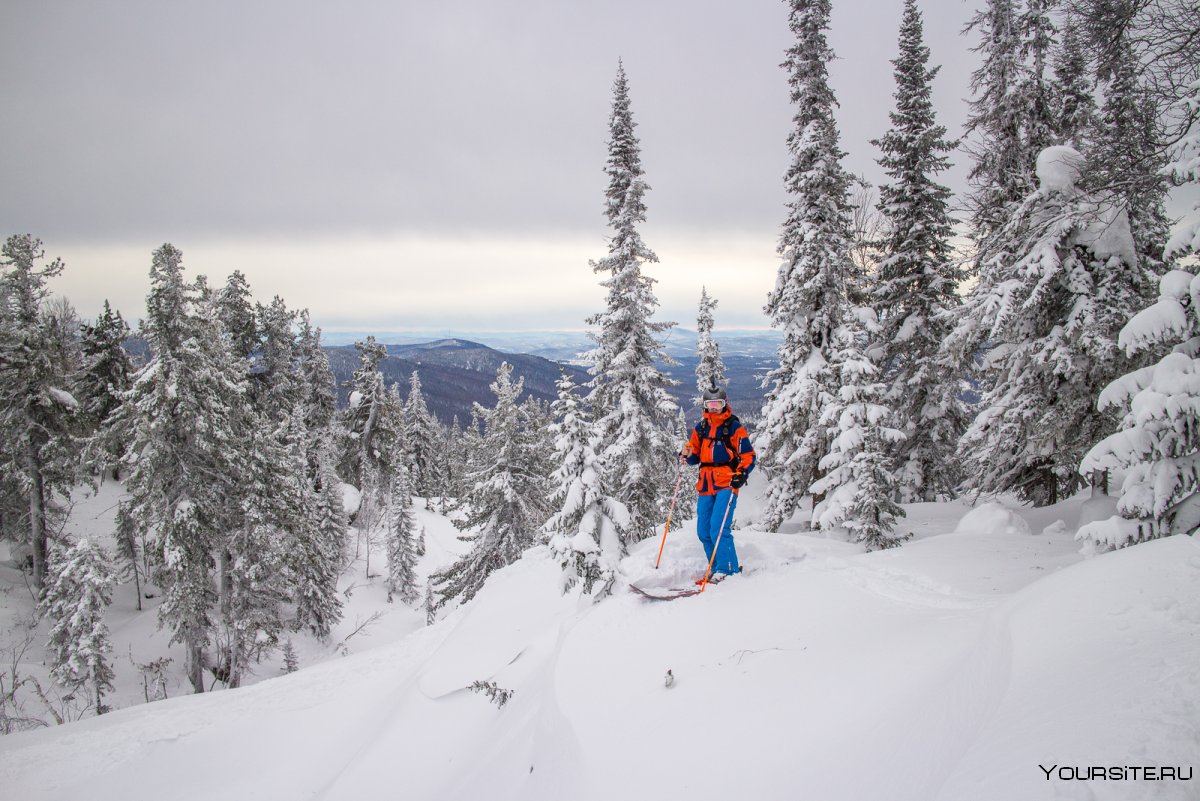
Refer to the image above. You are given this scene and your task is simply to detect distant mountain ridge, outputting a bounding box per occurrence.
[325,336,774,427]
[319,328,782,361]
[325,338,589,425]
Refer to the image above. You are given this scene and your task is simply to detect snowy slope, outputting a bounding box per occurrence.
[1,492,1198,801]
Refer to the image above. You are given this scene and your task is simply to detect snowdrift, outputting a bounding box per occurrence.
[2,511,1197,801]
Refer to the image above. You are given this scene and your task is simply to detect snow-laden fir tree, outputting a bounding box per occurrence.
[544,372,629,595]
[1088,25,1173,278]
[694,287,727,404]
[194,278,292,691]
[1078,267,1200,548]
[870,0,965,502]
[1050,21,1095,148]
[1079,75,1200,541]
[41,537,116,714]
[287,418,344,639]
[962,0,1059,246]
[957,146,1155,504]
[951,0,1065,395]
[77,300,133,441]
[339,337,392,488]
[401,371,442,497]
[296,310,337,435]
[385,467,420,605]
[430,363,549,607]
[808,314,908,549]
[758,0,856,531]
[116,244,248,692]
[254,295,300,424]
[1164,80,1199,259]
[0,235,80,591]
[585,62,680,549]
[216,270,259,362]
[113,500,143,610]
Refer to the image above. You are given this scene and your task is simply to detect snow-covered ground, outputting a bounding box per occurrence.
[1,481,1197,801]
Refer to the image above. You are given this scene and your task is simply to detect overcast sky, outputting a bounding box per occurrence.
[5,0,996,332]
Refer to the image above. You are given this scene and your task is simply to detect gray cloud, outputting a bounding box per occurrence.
[1,0,982,245]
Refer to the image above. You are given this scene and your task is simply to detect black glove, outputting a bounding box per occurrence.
[730,470,748,489]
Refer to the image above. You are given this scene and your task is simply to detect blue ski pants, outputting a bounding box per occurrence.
[697,489,739,575]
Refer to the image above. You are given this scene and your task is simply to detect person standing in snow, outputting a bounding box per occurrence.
[681,386,755,579]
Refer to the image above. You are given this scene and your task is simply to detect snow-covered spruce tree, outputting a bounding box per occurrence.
[77,300,134,440]
[870,0,965,502]
[254,295,300,425]
[438,414,465,514]
[113,500,143,610]
[952,0,1064,387]
[1050,20,1095,148]
[339,336,390,488]
[962,0,1058,247]
[1088,26,1173,278]
[117,245,247,693]
[385,467,420,605]
[41,537,116,714]
[585,62,680,549]
[431,363,549,607]
[694,287,727,403]
[520,395,557,525]
[0,235,81,591]
[544,372,629,595]
[959,146,1155,504]
[284,413,344,639]
[808,315,908,548]
[758,0,855,531]
[296,310,337,435]
[401,371,442,498]
[216,270,260,362]
[1078,267,1199,548]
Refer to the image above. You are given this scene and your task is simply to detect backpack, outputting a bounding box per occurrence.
[696,415,741,467]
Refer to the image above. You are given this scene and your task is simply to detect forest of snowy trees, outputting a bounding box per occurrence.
[1,0,1197,727]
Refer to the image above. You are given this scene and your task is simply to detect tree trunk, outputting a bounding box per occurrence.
[27,442,48,592]
[186,639,205,694]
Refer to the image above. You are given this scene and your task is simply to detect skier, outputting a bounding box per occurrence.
[681,386,755,580]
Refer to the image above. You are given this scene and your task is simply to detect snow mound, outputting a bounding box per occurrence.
[1035,145,1084,193]
[951,502,1033,537]
[339,482,361,517]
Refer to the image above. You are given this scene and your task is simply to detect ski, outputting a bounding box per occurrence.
[629,574,729,600]
[628,583,706,601]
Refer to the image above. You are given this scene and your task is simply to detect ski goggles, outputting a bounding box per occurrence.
[703,399,726,411]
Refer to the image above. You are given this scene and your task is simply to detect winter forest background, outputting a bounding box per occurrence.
[1,0,1198,783]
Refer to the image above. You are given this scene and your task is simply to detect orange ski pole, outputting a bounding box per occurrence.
[699,489,736,592]
[654,456,687,569]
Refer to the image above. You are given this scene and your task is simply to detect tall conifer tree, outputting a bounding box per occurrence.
[871,0,965,501]
[117,245,247,692]
[957,147,1154,504]
[41,537,116,713]
[758,0,856,531]
[585,63,679,548]
[0,235,80,591]
[545,372,628,595]
[431,363,548,607]
[694,287,727,403]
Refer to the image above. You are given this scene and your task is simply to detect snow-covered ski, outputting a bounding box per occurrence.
[629,574,729,600]
[628,583,707,601]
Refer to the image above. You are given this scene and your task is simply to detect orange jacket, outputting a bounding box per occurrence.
[684,407,755,496]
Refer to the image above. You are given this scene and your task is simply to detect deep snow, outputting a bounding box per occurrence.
[1,482,1197,801]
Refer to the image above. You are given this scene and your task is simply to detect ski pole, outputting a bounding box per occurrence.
[699,488,736,592]
[654,455,687,569]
